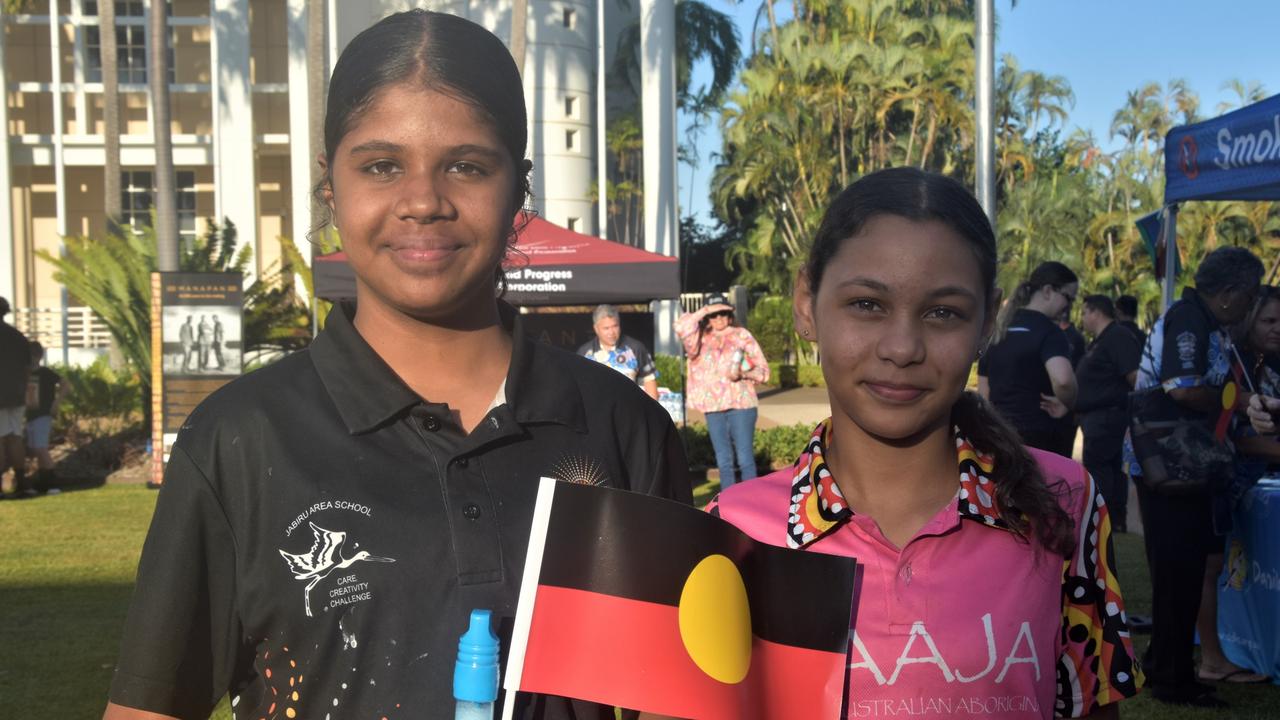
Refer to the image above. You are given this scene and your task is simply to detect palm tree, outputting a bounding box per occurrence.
[611,0,742,110]
[1217,78,1267,114]
[149,0,178,270]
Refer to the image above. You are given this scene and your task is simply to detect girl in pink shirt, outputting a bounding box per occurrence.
[710,168,1142,718]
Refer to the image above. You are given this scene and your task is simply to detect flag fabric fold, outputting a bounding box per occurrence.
[505,478,860,720]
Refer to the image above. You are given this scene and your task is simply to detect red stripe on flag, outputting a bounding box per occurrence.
[517,585,846,719]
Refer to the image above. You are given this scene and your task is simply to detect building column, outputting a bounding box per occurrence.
[285,0,312,264]
[211,0,257,280]
[639,0,678,354]
[0,14,15,304]
[50,0,70,363]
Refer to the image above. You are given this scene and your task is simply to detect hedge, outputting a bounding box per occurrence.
[679,421,815,474]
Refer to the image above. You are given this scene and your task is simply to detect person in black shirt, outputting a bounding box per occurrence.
[104,12,690,720]
[0,296,30,496]
[977,261,1078,456]
[1116,293,1146,346]
[1070,296,1140,531]
[24,342,63,493]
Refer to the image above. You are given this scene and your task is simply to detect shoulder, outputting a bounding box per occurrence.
[621,335,652,356]
[575,339,595,355]
[1024,446,1090,516]
[532,341,666,418]
[711,467,794,544]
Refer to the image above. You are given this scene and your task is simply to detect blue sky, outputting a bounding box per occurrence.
[679,0,1280,225]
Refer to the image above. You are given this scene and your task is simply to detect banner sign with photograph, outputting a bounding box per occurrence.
[150,272,244,485]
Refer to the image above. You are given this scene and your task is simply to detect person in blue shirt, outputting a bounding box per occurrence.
[578,304,659,400]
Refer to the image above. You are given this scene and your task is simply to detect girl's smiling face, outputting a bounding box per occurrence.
[322,83,520,322]
[795,215,996,442]
[1251,297,1280,355]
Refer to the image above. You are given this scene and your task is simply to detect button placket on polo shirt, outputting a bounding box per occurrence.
[410,405,504,586]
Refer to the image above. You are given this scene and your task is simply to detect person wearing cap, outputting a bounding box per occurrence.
[675,294,770,489]
[578,304,659,399]
[0,297,31,496]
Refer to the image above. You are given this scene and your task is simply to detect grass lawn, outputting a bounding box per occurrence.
[2,485,1276,719]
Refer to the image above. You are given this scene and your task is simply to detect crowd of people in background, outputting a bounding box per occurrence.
[977,247,1276,707]
[0,296,63,499]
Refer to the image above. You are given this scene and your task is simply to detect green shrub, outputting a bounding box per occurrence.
[753,422,815,470]
[797,364,826,387]
[681,421,815,473]
[678,423,715,468]
[654,353,684,394]
[746,296,793,362]
[53,357,143,440]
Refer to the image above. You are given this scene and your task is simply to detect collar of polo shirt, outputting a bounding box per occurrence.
[311,301,588,435]
[784,419,1015,549]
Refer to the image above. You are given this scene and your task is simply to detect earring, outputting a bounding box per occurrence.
[801,329,811,338]
[976,348,986,359]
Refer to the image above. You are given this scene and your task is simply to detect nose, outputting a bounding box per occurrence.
[393,168,454,223]
[876,314,925,367]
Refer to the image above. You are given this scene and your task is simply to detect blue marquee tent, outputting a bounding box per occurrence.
[1152,94,1280,306]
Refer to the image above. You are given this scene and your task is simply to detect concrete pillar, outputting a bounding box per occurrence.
[211,0,257,280]
[0,14,15,303]
[286,0,312,260]
[595,0,607,239]
[639,0,678,354]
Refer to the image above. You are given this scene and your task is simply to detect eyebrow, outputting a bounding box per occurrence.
[835,277,979,301]
[345,140,506,161]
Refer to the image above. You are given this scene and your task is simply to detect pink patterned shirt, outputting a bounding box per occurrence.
[708,420,1143,718]
[675,309,770,413]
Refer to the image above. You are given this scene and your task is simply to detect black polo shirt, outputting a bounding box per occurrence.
[109,302,691,720]
[1075,321,1142,416]
[978,308,1071,435]
[0,321,29,408]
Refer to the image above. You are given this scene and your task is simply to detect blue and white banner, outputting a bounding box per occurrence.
[1219,481,1280,682]
[1165,94,1280,204]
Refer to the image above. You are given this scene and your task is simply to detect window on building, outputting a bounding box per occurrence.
[563,8,576,29]
[85,3,175,84]
[121,170,198,247]
[85,2,147,15]
[564,96,579,119]
[566,217,580,232]
[566,129,579,152]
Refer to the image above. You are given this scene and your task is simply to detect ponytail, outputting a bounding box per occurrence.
[991,282,1035,346]
[952,391,1075,557]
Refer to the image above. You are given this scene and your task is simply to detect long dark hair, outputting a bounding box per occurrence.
[311,9,533,281]
[807,167,1074,557]
[992,261,1078,345]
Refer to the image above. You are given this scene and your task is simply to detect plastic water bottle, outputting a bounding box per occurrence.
[454,609,499,720]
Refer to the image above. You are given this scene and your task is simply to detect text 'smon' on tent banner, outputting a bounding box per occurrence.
[1165,94,1280,204]
[505,478,861,720]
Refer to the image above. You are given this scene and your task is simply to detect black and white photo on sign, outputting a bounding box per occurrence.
[162,306,243,375]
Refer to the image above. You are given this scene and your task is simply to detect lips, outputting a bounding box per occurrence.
[384,239,465,268]
[863,381,927,403]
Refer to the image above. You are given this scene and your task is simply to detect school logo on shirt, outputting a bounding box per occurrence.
[278,521,396,617]
[1176,331,1197,370]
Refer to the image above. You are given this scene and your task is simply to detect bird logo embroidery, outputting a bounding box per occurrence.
[279,522,395,617]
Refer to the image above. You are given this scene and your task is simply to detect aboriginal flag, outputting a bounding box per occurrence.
[504,478,860,720]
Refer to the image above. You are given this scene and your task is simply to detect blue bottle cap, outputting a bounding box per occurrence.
[453,609,500,703]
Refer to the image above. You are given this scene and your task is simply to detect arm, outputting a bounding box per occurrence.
[674,310,709,355]
[1236,434,1280,463]
[740,332,770,384]
[1166,386,1252,414]
[1045,356,1077,409]
[103,703,180,720]
[642,378,659,400]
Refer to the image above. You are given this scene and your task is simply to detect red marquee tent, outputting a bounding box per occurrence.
[313,215,679,306]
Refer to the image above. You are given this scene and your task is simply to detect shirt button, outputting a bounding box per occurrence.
[463,503,482,520]
[456,457,469,468]
[419,414,440,432]
[488,416,500,430]
[900,562,913,585]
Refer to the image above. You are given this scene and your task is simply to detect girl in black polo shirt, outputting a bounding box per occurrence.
[105,11,688,720]
[978,261,1079,456]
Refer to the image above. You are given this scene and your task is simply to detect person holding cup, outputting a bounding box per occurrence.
[676,294,770,489]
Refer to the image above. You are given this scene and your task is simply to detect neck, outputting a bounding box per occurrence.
[353,292,512,430]
[824,411,957,537]
[1095,318,1113,335]
[1023,296,1055,316]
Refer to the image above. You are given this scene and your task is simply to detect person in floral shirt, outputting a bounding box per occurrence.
[675,293,769,488]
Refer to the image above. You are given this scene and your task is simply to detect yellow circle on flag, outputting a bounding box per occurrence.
[677,554,752,684]
[1222,382,1237,411]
